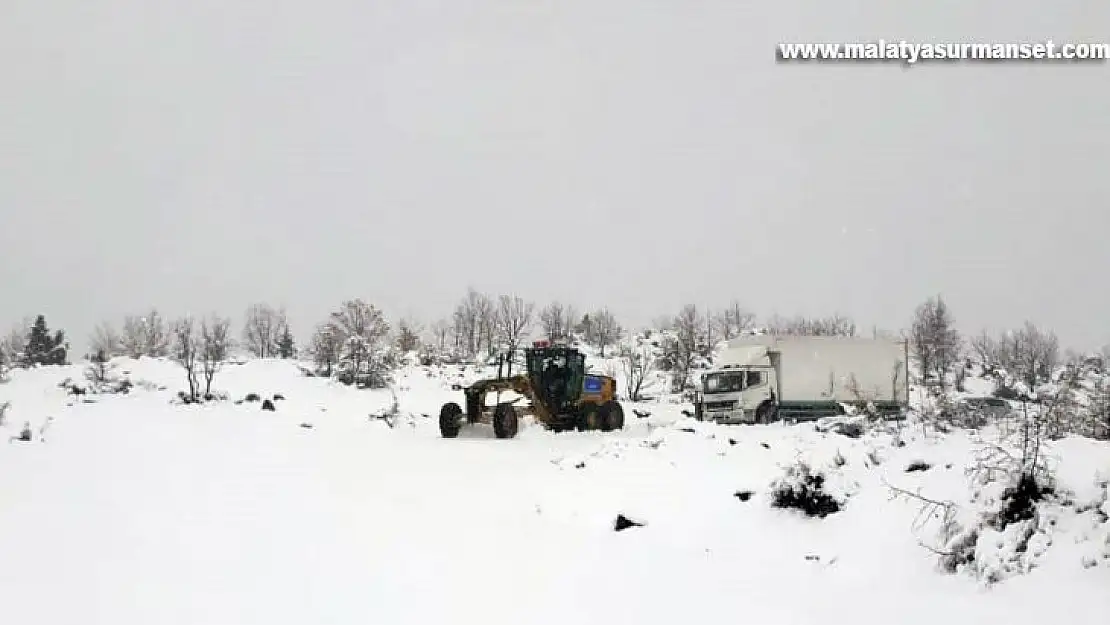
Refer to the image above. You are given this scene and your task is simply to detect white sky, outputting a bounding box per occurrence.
[2,0,1108,354]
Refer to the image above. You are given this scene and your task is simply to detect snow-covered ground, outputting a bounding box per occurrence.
[1,358,1108,624]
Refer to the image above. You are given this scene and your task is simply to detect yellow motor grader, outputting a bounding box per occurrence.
[439,341,624,439]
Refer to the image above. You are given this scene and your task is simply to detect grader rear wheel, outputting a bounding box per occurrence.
[601,401,625,431]
[439,402,463,438]
[493,403,520,439]
[583,404,604,431]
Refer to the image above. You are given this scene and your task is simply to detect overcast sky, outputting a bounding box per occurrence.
[2,1,1108,354]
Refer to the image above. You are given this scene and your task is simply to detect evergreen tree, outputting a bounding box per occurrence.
[23,315,67,366]
[277,325,296,359]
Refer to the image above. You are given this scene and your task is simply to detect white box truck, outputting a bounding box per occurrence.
[694,335,909,424]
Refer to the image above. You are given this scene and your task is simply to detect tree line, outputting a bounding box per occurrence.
[2,290,1107,414]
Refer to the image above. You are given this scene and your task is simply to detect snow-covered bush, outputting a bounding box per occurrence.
[769,461,843,518]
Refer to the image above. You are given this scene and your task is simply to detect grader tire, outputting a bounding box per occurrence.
[583,404,604,431]
[493,403,519,439]
[602,401,625,431]
[439,402,463,438]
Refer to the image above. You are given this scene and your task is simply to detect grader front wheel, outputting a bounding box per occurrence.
[439,402,463,438]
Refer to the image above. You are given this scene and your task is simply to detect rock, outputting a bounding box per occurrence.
[613,514,645,532]
[734,490,754,502]
[245,393,261,402]
[261,399,276,412]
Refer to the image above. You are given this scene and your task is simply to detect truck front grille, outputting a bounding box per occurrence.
[704,400,737,411]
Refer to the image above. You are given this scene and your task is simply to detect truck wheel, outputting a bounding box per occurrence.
[493,403,519,439]
[439,402,463,438]
[602,401,625,431]
[582,404,604,431]
[756,402,778,424]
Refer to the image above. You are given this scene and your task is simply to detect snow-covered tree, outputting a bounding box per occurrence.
[0,319,30,370]
[309,323,341,376]
[976,322,1059,391]
[277,325,296,359]
[325,299,391,385]
[23,315,67,366]
[396,317,423,353]
[89,322,122,358]
[122,310,171,358]
[911,295,961,391]
[84,348,122,392]
[590,308,622,357]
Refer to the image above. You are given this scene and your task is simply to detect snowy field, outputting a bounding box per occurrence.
[1,358,1109,625]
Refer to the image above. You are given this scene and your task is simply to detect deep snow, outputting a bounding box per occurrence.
[1,358,1108,625]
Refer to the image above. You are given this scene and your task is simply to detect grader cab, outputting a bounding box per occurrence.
[438,342,625,439]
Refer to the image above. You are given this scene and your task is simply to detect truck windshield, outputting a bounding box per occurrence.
[703,372,745,393]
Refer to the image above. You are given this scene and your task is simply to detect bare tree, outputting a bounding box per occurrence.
[451,288,492,358]
[496,295,535,355]
[143,309,171,357]
[539,302,571,342]
[242,303,287,358]
[200,314,231,397]
[652,315,674,333]
[121,316,145,358]
[619,343,657,401]
[89,322,122,358]
[995,322,1060,390]
[714,301,755,340]
[766,313,856,337]
[590,308,622,357]
[395,317,423,353]
[910,295,961,391]
[562,305,579,340]
[474,292,498,357]
[122,310,171,358]
[172,317,200,401]
[429,319,452,353]
[666,305,703,391]
[969,329,998,367]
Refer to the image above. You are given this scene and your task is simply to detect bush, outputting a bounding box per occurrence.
[992,474,1053,529]
[770,462,842,518]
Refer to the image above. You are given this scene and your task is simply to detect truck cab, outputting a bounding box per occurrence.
[698,366,777,423]
[695,338,780,424]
